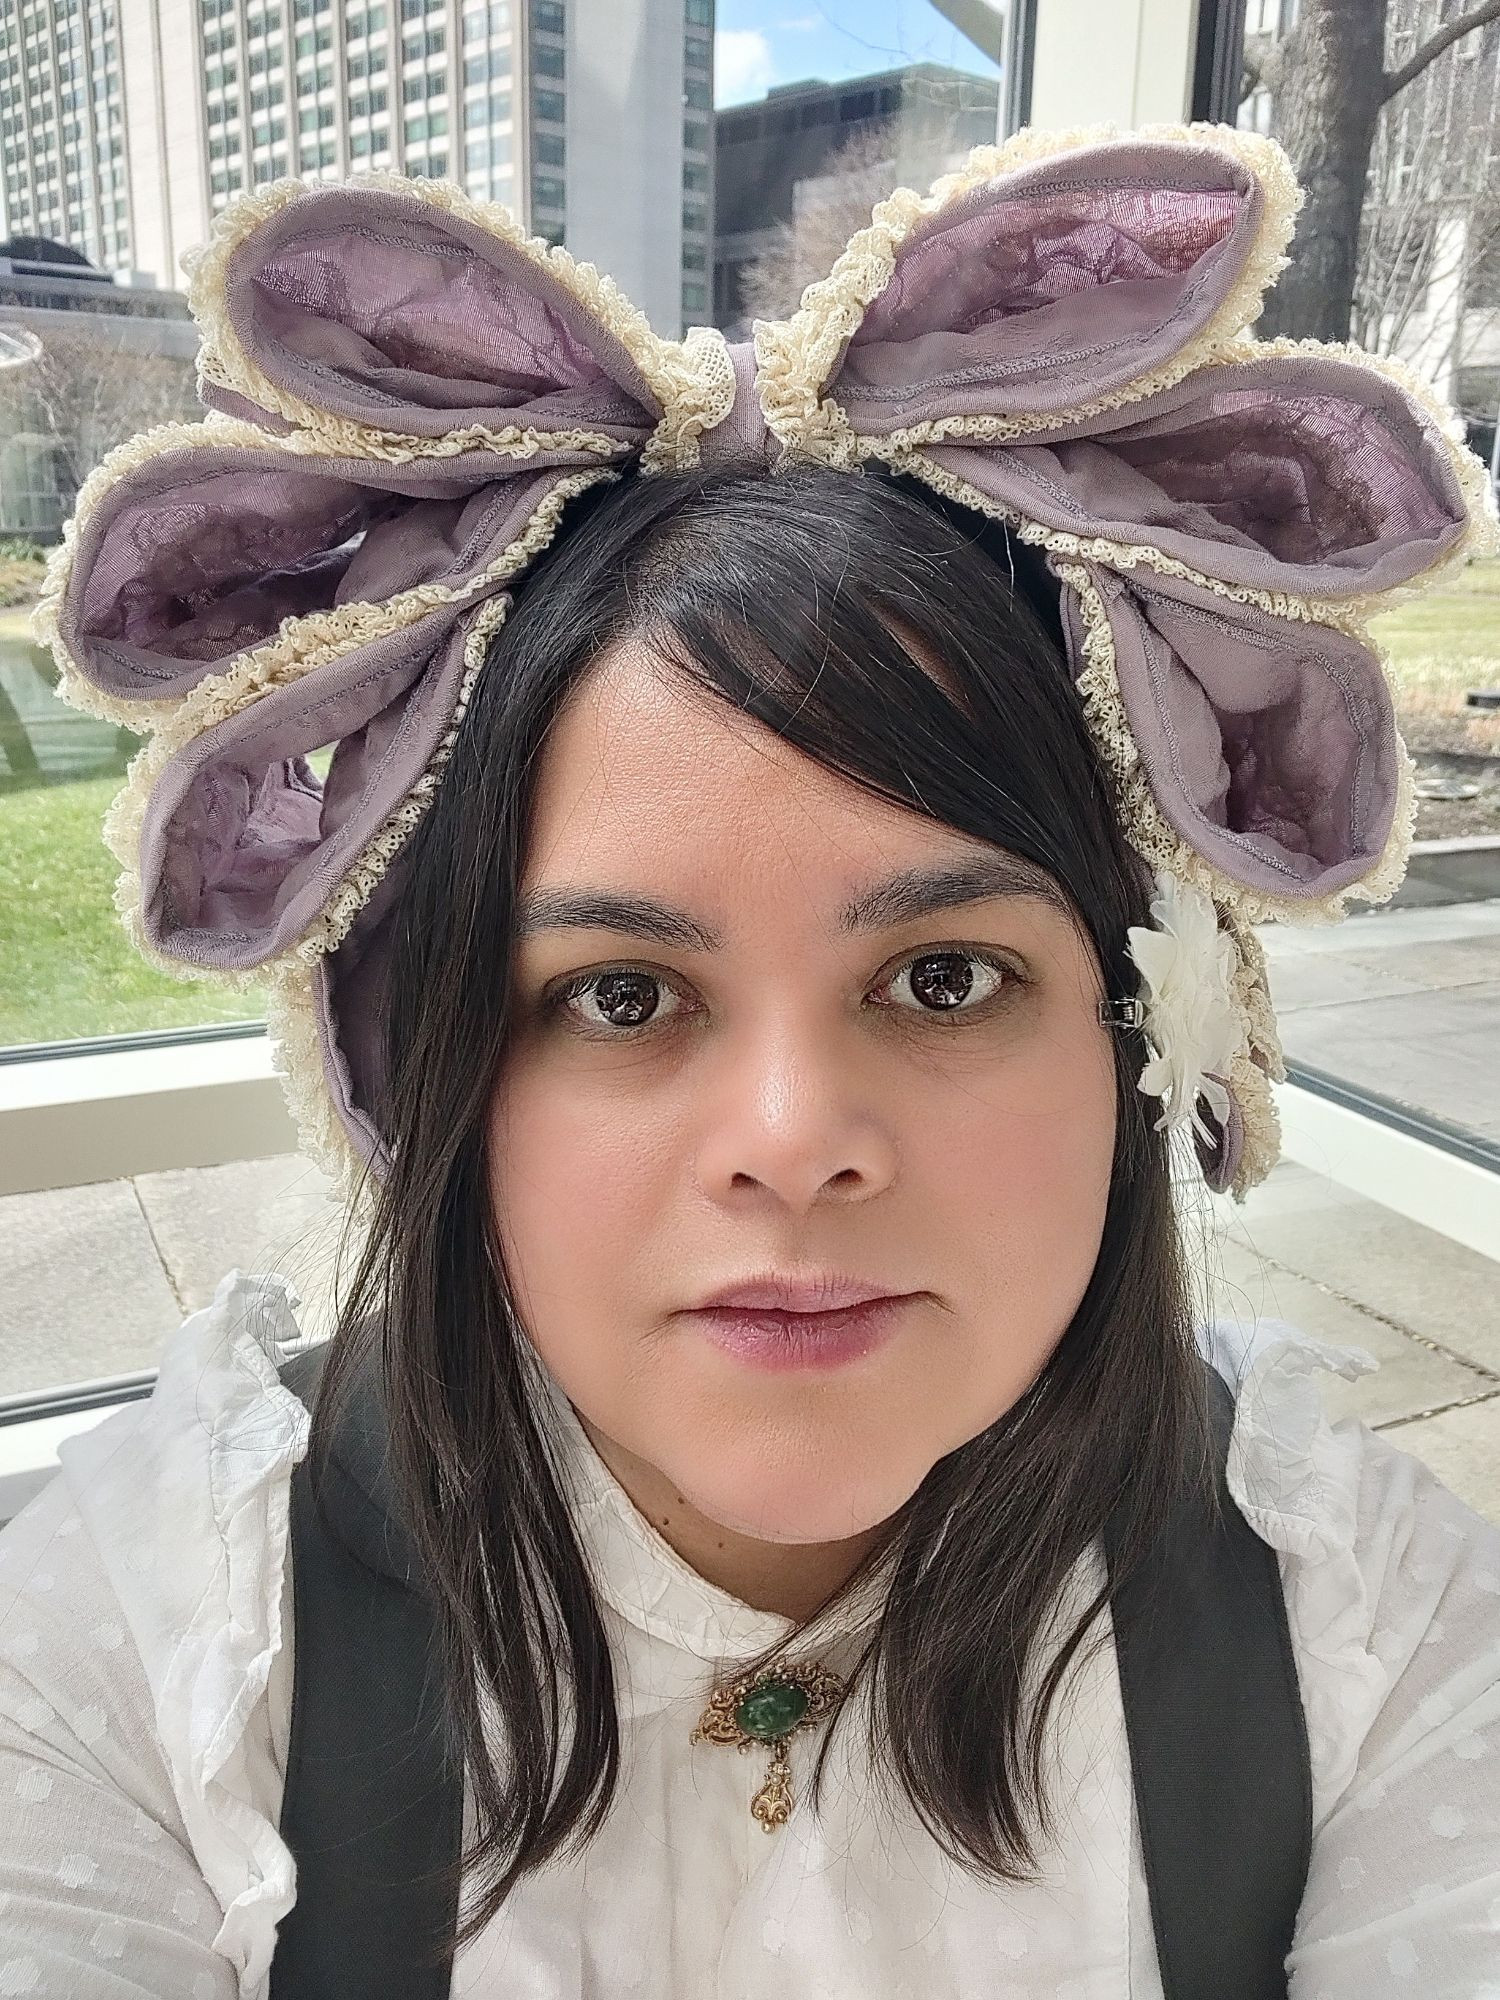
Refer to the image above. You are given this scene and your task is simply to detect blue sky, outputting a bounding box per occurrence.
[714,1,1004,107]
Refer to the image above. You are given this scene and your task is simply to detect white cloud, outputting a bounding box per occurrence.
[715,27,777,105]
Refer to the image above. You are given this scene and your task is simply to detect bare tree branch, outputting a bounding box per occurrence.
[1239,29,1284,103]
[8,332,198,506]
[1383,0,1500,100]
[737,118,958,329]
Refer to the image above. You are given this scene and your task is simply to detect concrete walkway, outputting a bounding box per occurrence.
[0,1141,1495,1523]
[1258,896,1500,1146]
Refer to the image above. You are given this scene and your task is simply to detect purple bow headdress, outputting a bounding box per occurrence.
[33,122,1498,1210]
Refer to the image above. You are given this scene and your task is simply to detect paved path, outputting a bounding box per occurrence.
[2,1143,1496,1524]
[1257,897,1500,1145]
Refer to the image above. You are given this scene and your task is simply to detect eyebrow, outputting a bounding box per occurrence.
[517,853,1071,950]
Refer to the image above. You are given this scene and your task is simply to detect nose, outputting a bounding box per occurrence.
[691,1019,899,1209]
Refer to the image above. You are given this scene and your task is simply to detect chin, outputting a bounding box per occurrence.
[686,1466,913,1548]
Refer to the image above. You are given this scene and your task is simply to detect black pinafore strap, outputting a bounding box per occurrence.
[267,1346,1311,1998]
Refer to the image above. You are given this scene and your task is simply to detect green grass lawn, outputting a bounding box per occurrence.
[2,559,1498,1051]
[1369,557,1500,735]
[0,770,273,1044]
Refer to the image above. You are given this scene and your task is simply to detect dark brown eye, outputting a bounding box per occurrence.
[561,968,676,1032]
[882,951,1013,1017]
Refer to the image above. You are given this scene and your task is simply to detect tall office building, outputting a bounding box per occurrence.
[714,64,999,339]
[0,0,713,337]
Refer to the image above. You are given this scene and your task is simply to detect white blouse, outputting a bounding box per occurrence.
[0,1268,1498,1999]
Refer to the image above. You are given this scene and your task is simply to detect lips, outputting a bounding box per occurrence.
[691,1297,911,1371]
[694,1274,905,1314]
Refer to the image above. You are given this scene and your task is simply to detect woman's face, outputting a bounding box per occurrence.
[486,636,1117,1616]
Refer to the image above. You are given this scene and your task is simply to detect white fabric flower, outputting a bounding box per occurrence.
[1124,869,1244,1145]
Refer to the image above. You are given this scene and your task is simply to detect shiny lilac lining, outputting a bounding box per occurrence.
[837,146,1261,420]
[140,613,476,970]
[61,445,604,704]
[1060,563,1397,899]
[220,185,664,439]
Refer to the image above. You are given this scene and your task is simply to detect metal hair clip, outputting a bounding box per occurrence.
[1099,997,1146,1030]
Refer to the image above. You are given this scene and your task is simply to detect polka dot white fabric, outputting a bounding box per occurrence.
[0,1269,1497,1998]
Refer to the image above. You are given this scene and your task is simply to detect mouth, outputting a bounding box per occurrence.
[684,1297,914,1372]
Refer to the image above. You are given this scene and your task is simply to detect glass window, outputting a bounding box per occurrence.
[10,0,1493,1578]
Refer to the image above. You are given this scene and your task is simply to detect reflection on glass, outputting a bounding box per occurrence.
[1234,0,1500,1152]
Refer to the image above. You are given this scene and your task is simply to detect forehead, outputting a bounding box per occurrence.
[519,638,1074,934]
[536,636,964,824]
[527,635,944,851]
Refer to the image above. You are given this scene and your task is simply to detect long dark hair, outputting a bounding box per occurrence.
[308,457,1217,1965]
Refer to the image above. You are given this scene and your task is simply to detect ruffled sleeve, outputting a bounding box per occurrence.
[0,1268,313,2000]
[1201,1314,1500,1992]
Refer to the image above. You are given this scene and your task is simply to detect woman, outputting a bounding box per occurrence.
[2,126,1498,1997]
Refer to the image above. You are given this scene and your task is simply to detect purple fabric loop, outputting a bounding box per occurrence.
[1058,563,1398,900]
[834,145,1265,420]
[131,469,563,968]
[208,184,664,440]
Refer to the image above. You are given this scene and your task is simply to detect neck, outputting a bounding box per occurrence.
[575,1410,889,1625]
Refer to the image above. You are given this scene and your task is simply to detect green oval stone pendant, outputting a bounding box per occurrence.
[690,1660,847,1831]
[736,1678,810,1740]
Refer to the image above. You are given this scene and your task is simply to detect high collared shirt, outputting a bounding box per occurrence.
[1,1267,1497,1998]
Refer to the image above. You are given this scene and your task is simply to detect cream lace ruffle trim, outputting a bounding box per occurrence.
[752,119,1303,465]
[181,166,735,472]
[30,410,323,732]
[89,466,616,986]
[75,467,616,1217]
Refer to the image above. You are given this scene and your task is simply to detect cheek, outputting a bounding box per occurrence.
[485,1074,670,1352]
[925,1003,1117,1379]
[856,1010,1118,1493]
[488,1006,1117,1394]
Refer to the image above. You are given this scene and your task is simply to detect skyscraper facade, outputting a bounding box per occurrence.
[0,0,712,337]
